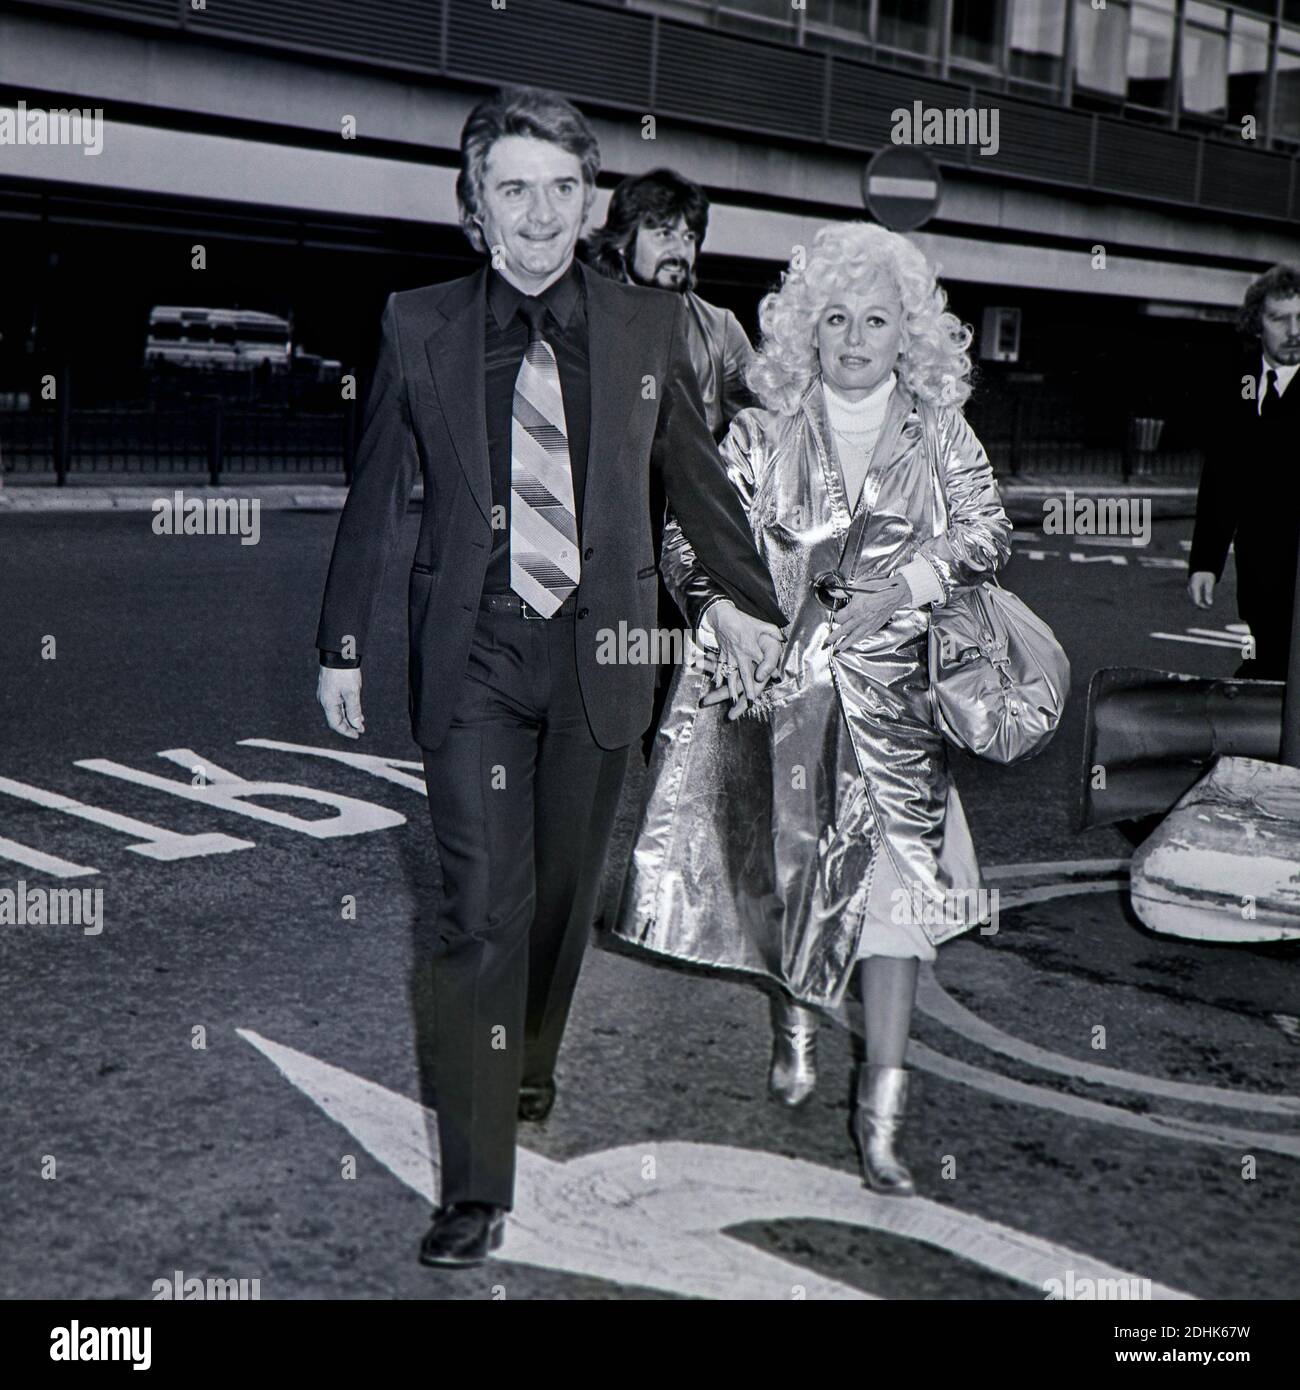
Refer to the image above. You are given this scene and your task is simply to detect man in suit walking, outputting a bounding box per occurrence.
[315,86,785,1267]
[1189,263,1300,681]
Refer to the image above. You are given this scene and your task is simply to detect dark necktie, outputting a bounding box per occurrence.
[510,298,580,616]
[1261,368,1282,418]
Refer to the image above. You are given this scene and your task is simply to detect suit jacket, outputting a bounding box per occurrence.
[316,260,785,752]
[1188,359,1300,624]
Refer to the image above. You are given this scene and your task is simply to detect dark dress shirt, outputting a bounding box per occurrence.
[320,260,591,665]
[482,261,591,592]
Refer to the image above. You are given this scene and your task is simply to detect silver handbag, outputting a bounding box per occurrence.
[923,410,1070,764]
[928,577,1070,763]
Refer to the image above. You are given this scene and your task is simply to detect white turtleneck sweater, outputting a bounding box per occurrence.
[696,373,942,649]
[822,372,895,507]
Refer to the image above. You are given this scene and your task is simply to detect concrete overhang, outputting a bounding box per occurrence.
[0,108,1260,306]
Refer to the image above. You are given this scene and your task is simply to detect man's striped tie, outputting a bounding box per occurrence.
[510,297,580,617]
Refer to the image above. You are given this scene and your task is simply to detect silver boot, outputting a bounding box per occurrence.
[769,994,819,1107]
[852,1065,916,1196]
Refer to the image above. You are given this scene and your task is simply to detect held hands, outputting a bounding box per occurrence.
[698,603,786,721]
[823,575,909,653]
[318,666,365,739]
[1188,571,1215,609]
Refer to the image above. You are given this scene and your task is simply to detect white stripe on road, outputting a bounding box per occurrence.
[0,834,98,878]
[238,740,428,796]
[1150,633,1244,649]
[238,1028,1192,1300]
[74,750,406,838]
[0,773,254,862]
[982,859,1130,880]
[829,861,1300,1152]
[238,1027,866,1300]
[996,881,1126,910]
[916,963,1300,1116]
[907,1039,1300,1159]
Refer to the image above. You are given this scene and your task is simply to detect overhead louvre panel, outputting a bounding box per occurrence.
[1199,141,1291,220]
[654,20,824,141]
[828,61,972,156]
[1094,119,1199,203]
[986,97,1092,183]
[47,0,178,22]
[196,0,444,73]
[447,0,652,107]
[9,0,1300,225]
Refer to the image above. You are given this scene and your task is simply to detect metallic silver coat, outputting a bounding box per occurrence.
[614,379,1013,1006]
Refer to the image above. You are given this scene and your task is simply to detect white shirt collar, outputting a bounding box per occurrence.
[1262,355,1300,395]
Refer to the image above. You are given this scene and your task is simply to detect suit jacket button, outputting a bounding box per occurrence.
[577,607,589,619]
[583,546,594,560]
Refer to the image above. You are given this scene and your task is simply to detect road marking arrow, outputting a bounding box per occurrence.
[238,1028,1192,1300]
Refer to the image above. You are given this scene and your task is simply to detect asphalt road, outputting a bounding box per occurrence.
[0,501,1296,1301]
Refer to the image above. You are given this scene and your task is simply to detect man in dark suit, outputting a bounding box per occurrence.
[315,86,785,1267]
[1189,262,1300,680]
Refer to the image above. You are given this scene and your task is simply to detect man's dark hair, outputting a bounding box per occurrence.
[1238,262,1300,340]
[585,168,711,284]
[456,85,600,254]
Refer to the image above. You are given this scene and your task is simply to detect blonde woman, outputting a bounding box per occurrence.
[615,222,1011,1194]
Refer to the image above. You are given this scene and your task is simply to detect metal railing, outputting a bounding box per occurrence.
[0,396,359,484]
[964,393,1203,480]
[1,388,1202,485]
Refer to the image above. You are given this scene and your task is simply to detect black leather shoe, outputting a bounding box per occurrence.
[518,1079,556,1123]
[418,1201,506,1268]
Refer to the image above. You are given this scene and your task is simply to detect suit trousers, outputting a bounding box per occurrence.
[422,605,630,1209]
[1235,582,1295,682]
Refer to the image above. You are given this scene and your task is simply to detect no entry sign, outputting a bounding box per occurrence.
[863,146,942,231]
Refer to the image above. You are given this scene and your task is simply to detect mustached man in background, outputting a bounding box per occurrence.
[583,168,758,760]
[584,168,755,437]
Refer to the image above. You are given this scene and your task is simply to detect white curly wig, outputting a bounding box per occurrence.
[747,221,973,414]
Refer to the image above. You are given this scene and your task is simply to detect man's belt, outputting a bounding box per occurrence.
[479,591,578,619]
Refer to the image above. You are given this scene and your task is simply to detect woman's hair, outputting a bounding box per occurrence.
[747,221,973,414]
[1237,262,1300,341]
[456,86,600,254]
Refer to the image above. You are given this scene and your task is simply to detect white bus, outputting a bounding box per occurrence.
[144,306,293,374]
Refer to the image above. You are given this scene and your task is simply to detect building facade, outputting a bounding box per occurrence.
[1,0,1297,468]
